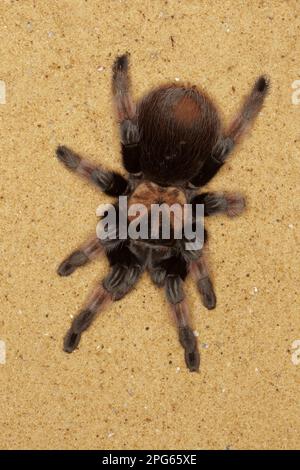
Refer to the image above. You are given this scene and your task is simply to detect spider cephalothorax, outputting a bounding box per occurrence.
[56,53,269,372]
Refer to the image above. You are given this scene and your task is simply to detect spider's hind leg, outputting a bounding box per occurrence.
[58,236,103,277]
[63,244,145,353]
[190,250,216,310]
[64,284,111,353]
[150,251,200,372]
[165,275,200,372]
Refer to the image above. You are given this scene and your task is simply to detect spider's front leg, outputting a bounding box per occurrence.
[56,146,128,196]
[112,53,141,175]
[63,244,145,353]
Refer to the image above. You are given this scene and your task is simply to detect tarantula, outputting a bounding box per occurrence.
[56,54,269,372]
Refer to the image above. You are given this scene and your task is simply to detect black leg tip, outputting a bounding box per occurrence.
[58,251,88,276]
[113,53,129,72]
[205,298,216,310]
[56,145,66,158]
[178,327,200,372]
[255,75,270,94]
[185,350,200,372]
[198,278,217,310]
[57,261,75,277]
[56,145,80,169]
[56,145,71,163]
[63,329,81,353]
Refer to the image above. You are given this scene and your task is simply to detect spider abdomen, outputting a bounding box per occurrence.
[137,84,221,185]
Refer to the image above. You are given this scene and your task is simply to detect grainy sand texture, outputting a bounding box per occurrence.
[0,0,300,450]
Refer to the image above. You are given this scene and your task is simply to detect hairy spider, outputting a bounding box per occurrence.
[56,54,269,372]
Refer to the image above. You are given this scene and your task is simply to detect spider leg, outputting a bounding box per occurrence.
[165,275,200,372]
[112,53,141,175]
[56,146,128,196]
[58,236,104,277]
[190,75,270,187]
[226,75,270,143]
[63,245,145,353]
[112,53,136,124]
[190,250,216,310]
[63,283,111,353]
[149,251,200,372]
[191,191,245,217]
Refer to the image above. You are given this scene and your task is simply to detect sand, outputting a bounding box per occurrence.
[0,0,299,450]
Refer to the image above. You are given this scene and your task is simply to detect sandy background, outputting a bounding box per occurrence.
[0,0,300,450]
